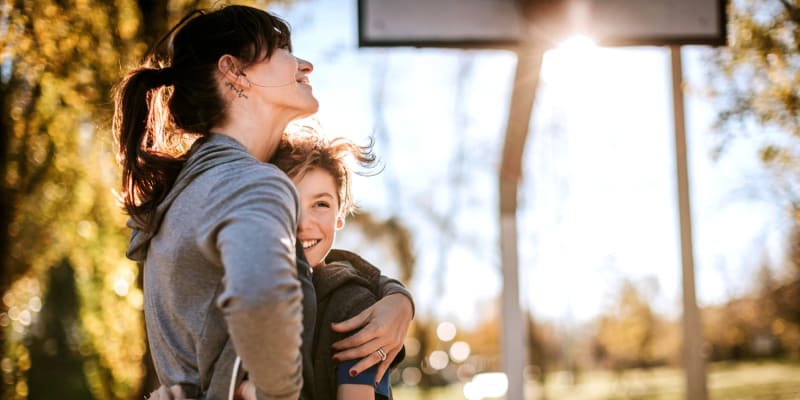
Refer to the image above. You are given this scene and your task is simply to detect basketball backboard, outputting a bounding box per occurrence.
[358,0,727,48]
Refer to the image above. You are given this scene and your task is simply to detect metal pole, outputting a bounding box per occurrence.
[669,44,708,400]
[499,44,544,400]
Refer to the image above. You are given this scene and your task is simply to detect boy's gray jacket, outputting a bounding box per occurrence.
[127,134,303,400]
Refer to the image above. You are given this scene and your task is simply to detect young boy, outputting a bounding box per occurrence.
[271,132,404,400]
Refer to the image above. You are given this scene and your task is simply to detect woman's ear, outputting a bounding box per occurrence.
[218,54,243,84]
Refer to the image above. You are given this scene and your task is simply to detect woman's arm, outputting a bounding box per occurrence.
[330,292,413,383]
[377,275,415,316]
[201,168,304,399]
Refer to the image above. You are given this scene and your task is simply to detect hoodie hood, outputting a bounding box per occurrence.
[125,134,254,261]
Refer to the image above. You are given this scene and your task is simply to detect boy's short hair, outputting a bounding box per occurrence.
[271,132,377,215]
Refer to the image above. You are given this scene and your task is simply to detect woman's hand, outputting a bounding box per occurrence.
[330,293,413,383]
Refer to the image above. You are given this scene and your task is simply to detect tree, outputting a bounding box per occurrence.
[26,260,93,400]
[341,212,415,283]
[709,0,800,360]
[710,0,800,186]
[593,279,662,370]
[1,2,147,397]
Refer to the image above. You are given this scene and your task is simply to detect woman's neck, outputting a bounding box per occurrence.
[213,111,291,162]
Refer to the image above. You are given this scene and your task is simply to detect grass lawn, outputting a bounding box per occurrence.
[392,361,800,399]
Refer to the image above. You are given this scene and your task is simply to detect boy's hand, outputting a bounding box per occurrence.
[330,293,413,384]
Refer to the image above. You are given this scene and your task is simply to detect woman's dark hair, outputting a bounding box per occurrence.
[113,5,292,229]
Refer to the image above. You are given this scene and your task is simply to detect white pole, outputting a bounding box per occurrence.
[669,44,708,400]
[499,44,544,400]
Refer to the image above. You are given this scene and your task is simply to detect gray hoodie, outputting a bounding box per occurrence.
[128,134,303,400]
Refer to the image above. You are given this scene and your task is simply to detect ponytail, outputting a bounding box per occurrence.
[113,65,186,230]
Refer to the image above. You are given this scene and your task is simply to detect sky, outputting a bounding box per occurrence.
[269,0,791,327]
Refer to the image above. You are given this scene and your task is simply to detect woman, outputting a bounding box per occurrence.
[114,5,412,399]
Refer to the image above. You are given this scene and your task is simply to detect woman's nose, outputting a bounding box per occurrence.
[296,57,314,74]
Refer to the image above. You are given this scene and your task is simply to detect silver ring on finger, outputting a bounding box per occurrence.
[376,347,387,361]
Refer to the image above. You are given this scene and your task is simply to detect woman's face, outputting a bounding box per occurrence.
[293,168,344,268]
[242,48,319,120]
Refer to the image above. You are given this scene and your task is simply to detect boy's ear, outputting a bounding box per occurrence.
[335,215,345,230]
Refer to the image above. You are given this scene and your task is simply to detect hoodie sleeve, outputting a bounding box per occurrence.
[329,250,416,319]
[197,164,303,400]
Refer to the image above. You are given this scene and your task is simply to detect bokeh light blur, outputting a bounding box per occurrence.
[427,350,449,370]
[403,337,420,357]
[436,321,457,342]
[463,372,508,400]
[449,341,471,362]
[401,366,422,386]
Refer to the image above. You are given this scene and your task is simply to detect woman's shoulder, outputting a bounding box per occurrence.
[220,161,289,185]
[195,162,295,208]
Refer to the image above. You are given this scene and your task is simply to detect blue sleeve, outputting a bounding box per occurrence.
[336,359,390,397]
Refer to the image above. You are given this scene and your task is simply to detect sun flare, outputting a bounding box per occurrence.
[541,35,599,86]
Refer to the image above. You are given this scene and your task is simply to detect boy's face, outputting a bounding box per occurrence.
[293,168,344,268]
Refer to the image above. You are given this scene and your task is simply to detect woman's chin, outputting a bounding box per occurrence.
[290,107,319,123]
[305,95,320,112]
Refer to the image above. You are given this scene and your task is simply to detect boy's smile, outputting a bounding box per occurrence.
[301,239,321,250]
